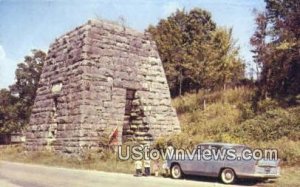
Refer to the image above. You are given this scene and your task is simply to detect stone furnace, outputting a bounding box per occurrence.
[26,19,180,153]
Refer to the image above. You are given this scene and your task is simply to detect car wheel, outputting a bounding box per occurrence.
[220,168,236,184]
[171,164,182,179]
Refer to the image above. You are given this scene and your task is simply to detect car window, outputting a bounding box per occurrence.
[197,144,222,151]
[222,145,247,155]
[211,145,222,150]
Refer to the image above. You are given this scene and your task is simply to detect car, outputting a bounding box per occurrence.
[166,142,280,184]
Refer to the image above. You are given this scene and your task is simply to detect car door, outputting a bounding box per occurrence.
[188,145,210,176]
[189,148,205,175]
[194,145,224,177]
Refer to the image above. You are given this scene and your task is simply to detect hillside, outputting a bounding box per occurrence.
[156,87,300,165]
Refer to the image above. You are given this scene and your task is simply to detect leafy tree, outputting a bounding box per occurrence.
[251,0,300,99]
[148,8,215,96]
[148,8,244,96]
[10,50,45,105]
[0,89,19,133]
[0,49,46,133]
[205,27,245,90]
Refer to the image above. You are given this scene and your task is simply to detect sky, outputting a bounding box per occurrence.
[0,0,265,89]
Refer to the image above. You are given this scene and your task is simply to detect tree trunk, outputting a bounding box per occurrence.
[179,69,183,96]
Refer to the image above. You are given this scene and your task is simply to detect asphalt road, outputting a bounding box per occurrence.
[0,161,256,187]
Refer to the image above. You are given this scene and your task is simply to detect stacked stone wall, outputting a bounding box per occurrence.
[26,19,180,153]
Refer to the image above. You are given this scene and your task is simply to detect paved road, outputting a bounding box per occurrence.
[0,161,256,187]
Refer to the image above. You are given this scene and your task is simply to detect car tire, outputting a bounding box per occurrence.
[220,168,236,184]
[171,164,182,179]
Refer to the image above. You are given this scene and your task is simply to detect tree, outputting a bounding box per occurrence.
[0,49,46,134]
[148,9,216,96]
[148,8,245,96]
[0,89,19,133]
[251,0,300,99]
[10,50,45,105]
[204,27,245,90]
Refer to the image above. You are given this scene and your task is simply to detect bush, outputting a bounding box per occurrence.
[154,133,195,149]
[237,102,255,121]
[169,87,300,166]
[238,107,300,141]
[172,87,253,114]
[257,98,280,113]
[252,138,300,166]
[181,102,240,140]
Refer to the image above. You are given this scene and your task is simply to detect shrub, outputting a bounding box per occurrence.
[172,87,253,114]
[154,133,195,149]
[257,98,280,113]
[238,107,300,141]
[183,102,240,138]
[170,87,300,166]
[252,138,300,166]
[237,102,255,122]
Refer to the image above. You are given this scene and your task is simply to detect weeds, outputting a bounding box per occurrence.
[0,145,135,174]
[167,87,300,166]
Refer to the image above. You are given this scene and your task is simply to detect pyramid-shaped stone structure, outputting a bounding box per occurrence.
[26,19,180,153]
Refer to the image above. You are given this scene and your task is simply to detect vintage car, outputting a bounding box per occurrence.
[166,143,280,184]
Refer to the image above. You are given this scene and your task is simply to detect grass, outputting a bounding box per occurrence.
[0,144,171,175]
[0,145,135,174]
[257,167,300,187]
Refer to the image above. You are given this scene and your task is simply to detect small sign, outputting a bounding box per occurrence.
[51,83,63,93]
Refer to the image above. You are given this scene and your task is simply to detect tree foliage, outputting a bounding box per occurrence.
[0,89,19,133]
[251,0,300,99]
[148,8,245,96]
[0,49,46,133]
